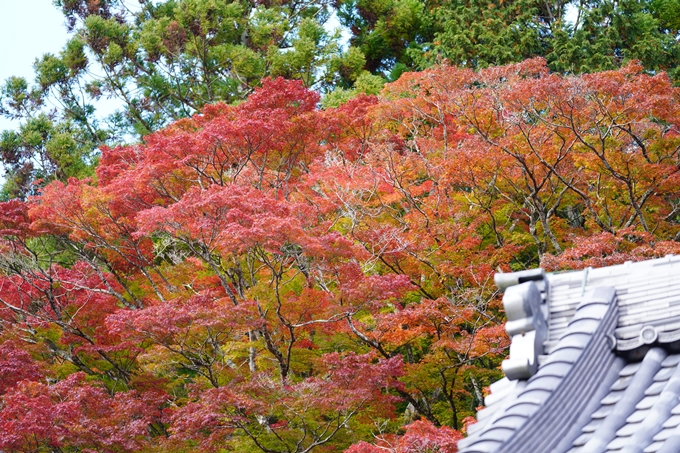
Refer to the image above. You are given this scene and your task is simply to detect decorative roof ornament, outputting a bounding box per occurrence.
[501,281,547,380]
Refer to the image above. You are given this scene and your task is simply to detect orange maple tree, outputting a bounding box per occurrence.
[0,61,679,452]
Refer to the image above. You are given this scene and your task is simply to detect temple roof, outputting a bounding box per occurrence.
[458,255,680,453]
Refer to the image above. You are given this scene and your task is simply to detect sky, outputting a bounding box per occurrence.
[0,0,70,132]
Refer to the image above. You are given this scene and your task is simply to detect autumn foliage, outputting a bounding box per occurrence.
[0,61,679,452]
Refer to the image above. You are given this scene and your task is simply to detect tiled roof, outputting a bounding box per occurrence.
[458,255,680,453]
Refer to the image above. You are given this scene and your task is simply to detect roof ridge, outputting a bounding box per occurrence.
[459,286,619,453]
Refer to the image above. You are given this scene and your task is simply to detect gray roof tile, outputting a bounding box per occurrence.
[574,433,591,446]
[517,389,551,402]
[636,395,661,410]
[478,427,516,442]
[662,355,680,367]
[574,305,611,321]
[656,432,680,453]
[610,372,680,452]
[488,377,512,393]
[645,381,667,396]
[525,375,563,391]
[662,414,680,429]
[553,332,591,350]
[503,402,540,417]
[490,415,526,430]
[476,404,502,421]
[615,422,640,437]
[456,435,480,450]
[626,408,650,423]
[583,418,604,433]
[643,441,664,453]
[653,427,675,442]
[653,366,676,381]
[592,405,616,419]
[484,379,525,407]
[607,436,630,450]
[539,361,572,377]
[465,440,503,452]
[610,376,634,391]
[600,391,624,405]
[551,346,665,452]
[620,362,642,376]
[456,437,497,452]
[458,257,680,453]
[545,346,583,363]
[551,306,577,317]
[569,318,605,334]
[466,419,489,436]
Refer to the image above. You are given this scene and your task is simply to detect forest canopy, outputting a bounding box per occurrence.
[0,59,679,452]
[2,0,680,199]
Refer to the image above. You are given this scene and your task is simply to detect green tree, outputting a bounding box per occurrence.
[549,0,680,78]
[421,0,547,68]
[334,0,680,76]
[0,0,363,198]
[334,0,432,73]
[4,0,680,199]
[54,0,357,134]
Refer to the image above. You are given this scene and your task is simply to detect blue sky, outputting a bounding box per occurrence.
[0,0,69,132]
